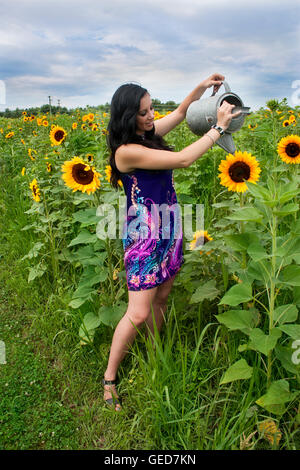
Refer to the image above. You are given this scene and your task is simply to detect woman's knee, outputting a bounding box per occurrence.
[125,306,152,326]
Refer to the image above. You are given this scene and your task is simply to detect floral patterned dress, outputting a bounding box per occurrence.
[119,168,184,291]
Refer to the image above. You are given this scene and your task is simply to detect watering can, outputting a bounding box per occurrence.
[186,81,251,153]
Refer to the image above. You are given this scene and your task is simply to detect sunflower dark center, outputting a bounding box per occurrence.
[286,143,300,158]
[72,163,94,185]
[32,185,37,196]
[54,130,65,141]
[229,161,250,183]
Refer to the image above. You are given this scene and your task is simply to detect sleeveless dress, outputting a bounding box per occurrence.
[119,168,184,291]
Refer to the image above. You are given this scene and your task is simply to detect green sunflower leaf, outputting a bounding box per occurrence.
[220,359,253,385]
[68,229,98,246]
[79,312,101,345]
[256,379,296,415]
[190,280,220,304]
[215,308,259,334]
[273,304,298,326]
[219,282,252,306]
[248,328,282,356]
[227,207,264,222]
[278,324,300,340]
[281,265,300,286]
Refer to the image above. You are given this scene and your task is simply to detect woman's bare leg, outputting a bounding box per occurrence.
[144,274,176,338]
[103,287,158,408]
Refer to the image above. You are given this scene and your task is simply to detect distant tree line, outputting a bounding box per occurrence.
[0,99,179,119]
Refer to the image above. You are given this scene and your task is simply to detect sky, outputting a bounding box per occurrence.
[0,0,299,112]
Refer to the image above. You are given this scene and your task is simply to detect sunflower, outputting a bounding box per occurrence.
[5,131,14,139]
[72,122,78,130]
[88,113,94,121]
[61,156,101,194]
[105,164,123,187]
[218,151,261,193]
[29,178,41,202]
[46,162,52,172]
[277,135,300,164]
[282,120,290,128]
[42,120,49,127]
[28,148,37,161]
[248,123,258,130]
[189,230,213,251]
[86,154,94,163]
[49,125,67,146]
[289,114,296,123]
[21,167,26,176]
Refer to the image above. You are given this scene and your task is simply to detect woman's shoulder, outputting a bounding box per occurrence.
[115,143,144,173]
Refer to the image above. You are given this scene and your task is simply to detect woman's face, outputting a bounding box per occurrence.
[136,93,154,134]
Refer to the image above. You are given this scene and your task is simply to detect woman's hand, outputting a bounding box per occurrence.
[217,101,242,131]
[202,73,225,93]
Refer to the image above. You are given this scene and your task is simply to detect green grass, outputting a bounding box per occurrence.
[1,112,300,450]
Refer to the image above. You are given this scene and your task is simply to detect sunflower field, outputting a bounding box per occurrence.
[0,101,300,450]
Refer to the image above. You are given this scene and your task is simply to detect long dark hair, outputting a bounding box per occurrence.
[107,83,173,189]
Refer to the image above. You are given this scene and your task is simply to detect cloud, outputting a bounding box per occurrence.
[0,0,299,110]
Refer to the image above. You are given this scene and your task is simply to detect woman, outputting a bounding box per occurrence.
[103,73,240,410]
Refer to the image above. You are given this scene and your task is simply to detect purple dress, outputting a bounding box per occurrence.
[119,168,184,291]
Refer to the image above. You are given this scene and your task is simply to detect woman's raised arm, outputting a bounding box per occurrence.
[154,73,225,137]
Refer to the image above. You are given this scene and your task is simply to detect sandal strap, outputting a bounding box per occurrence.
[102,378,117,386]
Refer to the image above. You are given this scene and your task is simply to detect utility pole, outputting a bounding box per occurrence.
[57,99,60,111]
[48,95,52,116]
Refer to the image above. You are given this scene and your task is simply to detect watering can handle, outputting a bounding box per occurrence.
[211,81,231,96]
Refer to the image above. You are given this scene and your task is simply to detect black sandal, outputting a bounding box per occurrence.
[102,378,122,410]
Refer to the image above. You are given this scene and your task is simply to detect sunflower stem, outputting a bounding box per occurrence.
[239,193,247,269]
[42,190,58,286]
[267,212,277,389]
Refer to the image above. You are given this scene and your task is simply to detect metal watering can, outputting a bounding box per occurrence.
[186,81,251,153]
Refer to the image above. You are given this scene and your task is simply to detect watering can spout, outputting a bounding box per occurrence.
[217,134,236,154]
[232,106,251,116]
